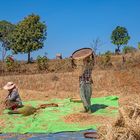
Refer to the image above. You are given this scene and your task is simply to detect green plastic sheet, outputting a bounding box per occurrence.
[0,96,119,133]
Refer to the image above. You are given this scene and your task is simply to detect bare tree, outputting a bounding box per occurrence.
[90,38,103,65]
[90,38,103,54]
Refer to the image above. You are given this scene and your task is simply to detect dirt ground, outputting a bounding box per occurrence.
[0,89,137,127]
[0,64,140,130]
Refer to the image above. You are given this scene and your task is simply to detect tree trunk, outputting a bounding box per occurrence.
[28,51,31,63]
[117,45,120,53]
[115,45,120,54]
[2,43,6,62]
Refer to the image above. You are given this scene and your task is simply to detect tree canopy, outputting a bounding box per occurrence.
[9,14,47,62]
[0,20,15,61]
[111,26,130,53]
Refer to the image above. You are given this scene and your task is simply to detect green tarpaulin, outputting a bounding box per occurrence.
[0,96,119,133]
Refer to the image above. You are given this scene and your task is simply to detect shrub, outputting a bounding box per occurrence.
[123,46,137,54]
[99,53,112,68]
[104,51,114,55]
[138,42,140,49]
[37,55,48,71]
[5,56,20,72]
[51,75,59,81]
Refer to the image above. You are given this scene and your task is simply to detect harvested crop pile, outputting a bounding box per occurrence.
[97,103,140,140]
[8,106,37,116]
[63,113,112,126]
[38,103,59,109]
[8,103,59,116]
[64,113,92,123]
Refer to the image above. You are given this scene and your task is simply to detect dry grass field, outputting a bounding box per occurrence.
[0,52,140,139]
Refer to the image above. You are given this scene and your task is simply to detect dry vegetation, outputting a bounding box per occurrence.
[97,101,140,140]
[0,52,140,139]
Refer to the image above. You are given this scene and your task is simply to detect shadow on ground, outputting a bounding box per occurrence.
[91,104,108,113]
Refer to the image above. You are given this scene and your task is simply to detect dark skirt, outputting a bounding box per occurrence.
[80,82,92,111]
[5,100,23,110]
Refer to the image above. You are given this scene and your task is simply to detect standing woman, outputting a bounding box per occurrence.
[3,82,23,110]
[78,56,94,113]
[72,48,94,114]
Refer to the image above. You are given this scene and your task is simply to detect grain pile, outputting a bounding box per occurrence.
[6,103,59,116]
[97,103,140,140]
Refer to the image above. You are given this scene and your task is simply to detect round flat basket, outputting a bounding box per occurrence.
[84,132,98,139]
[72,48,93,60]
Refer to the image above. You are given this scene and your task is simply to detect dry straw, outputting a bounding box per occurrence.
[97,103,140,140]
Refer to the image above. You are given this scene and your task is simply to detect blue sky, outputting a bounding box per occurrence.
[0,0,140,60]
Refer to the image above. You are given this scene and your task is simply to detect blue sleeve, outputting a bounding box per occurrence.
[9,91,18,101]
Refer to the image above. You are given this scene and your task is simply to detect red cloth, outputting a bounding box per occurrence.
[11,104,18,110]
